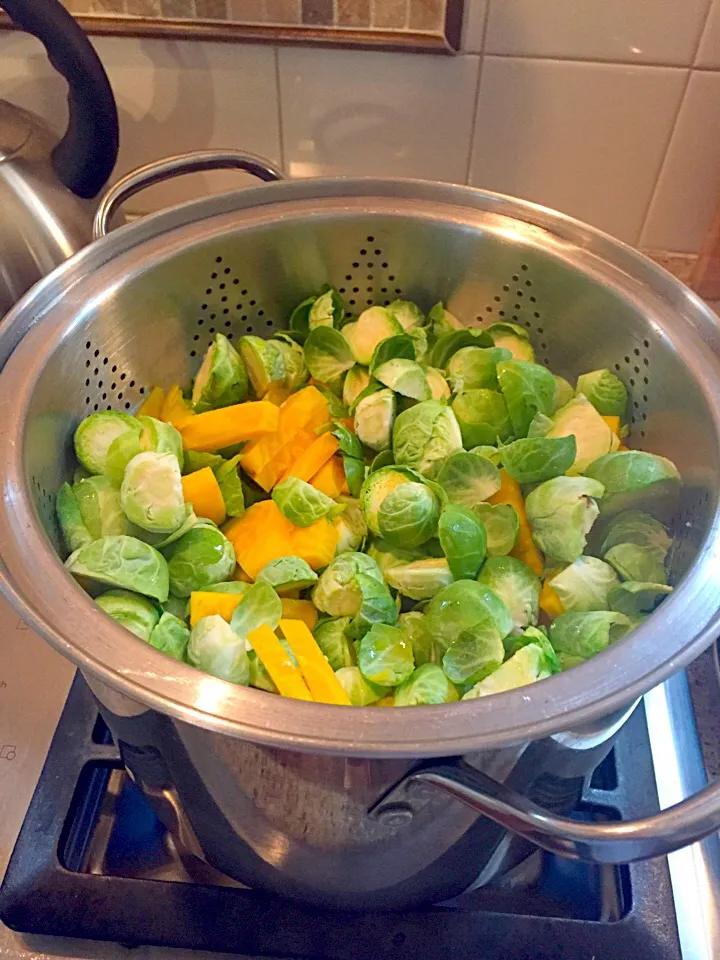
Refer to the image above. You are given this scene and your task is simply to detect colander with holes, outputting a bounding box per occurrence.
[1,150,720,910]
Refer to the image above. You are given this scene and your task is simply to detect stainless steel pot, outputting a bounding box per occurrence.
[1,152,720,909]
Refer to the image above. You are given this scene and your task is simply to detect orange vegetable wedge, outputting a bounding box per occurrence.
[280,599,318,632]
[310,456,346,499]
[161,384,194,429]
[539,580,564,620]
[489,470,544,576]
[279,432,339,484]
[247,624,313,701]
[279,619,351,706]
[181,467,227,525]
[290,517,339,570]
[601,415,621,437]
[224,500,296,580]
[137,385,165,419]
[180,401,279,452]
[189,591,242,627]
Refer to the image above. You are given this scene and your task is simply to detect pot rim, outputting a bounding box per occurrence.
[1,176,720,758]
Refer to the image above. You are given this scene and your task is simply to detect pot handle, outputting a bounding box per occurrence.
[370,758,720,864]
[93,150,285,241]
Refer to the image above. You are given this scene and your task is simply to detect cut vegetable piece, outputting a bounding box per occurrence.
[545,395,618,475]
[451,389,512,447]
[239,336,286,397]
[121,451,186,534]
[304,327,355,382]
[290,517,339,570]
[279,432,339,483]
[181,467,227,525]
[539,579,564,619]
[280,600,318,632]
[354,388,396,452]
[225,500,297,580]
[374,359,431,400]
[137,386,165,419]
[310,456,346,499]
[342,306,402,366]
[189,590,243,627]
[161,385,195,430]
[273,476,339,527]
[257,555,318,593]
[280,619,351,704]
[66,535,169,602]
[180,401,279,453]
[576,370,627,418]
[247,624,313,700]
[74,411,140,475]
[488,470,544,574]
[192,333,248,412]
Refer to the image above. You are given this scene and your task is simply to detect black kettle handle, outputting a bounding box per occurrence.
[0,0,119,199]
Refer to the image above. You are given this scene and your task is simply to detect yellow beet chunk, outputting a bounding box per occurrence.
[280,599,318,632]
[180,401,279,453]
[489,469,544,576]
[279,619,351,706]
[161,384,194,429]
[253,429,317,493]
[280,432,339,484]
[181,467,227,525]
[539,580,564,620]
[291,517,338,570]
[601,415,621,437]
[137,385,165,419]
[189,591,242,627]
[247,624,313,700]
[225,500,297,580]
[310,456,346,499]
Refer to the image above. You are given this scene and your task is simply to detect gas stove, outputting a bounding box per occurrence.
[1,591,719,960]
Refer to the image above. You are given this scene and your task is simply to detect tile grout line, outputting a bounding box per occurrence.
[478,50,719,71]
[463,0,491,185]
[273,45,287,174]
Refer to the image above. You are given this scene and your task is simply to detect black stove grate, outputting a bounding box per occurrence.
[0,676,682,959]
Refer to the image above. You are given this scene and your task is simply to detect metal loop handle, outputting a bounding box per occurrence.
[372,759,720,864]
[93,149,285,241]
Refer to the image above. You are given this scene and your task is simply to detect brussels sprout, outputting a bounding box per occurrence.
[103,426,143,485]
[374,359,431,401]
[163,523,235,597]
[608,581,672,616]
[369,334,415,373]
[446,346,512,393]
[274,337,309,391]
[256,555,318,593]
[428,301,464,339]
[303,327,355,383]
[451,389,512,448]
[386,557,455,599]
[496,359,556,439]
[437,450,501,507]
[461,642,552,699]
[477,556,540,633]
[272,476,339,528]
[438,505,486,580]
[387,299,425,332]
[162,594,190,618]
[377,481,441,548]
[504,625,561,674]
[214,454,245,517]
[345,571,399,640]
[470,445,503,465]
[425,367,451,401]
[354,388,396,452]
[136,504,197,550]
[313,617,355,670]
[576,369,627,418]
[230,581,282,643]
[409,327,429,365]
[584,451,682,517]
[600,510,672,557]
[549,610,631,660]
[343,366,371,408]
[206,581,251,595]
[74,411,141,476]
[486,322,535,362]
[527,412,553,439]
[358,622,414,686]
[342,307,402,366]
[96,589,160,641]
[545,395,618,475]
[335,666,388,705]
[120,452,186,534]
[333,497,368,554]
[56,483,94,553]
[398,610,435,665]
[525,476,605,563]
[393,399,463,478]
[74,475,131,539]
[366,537,426,578]
[553,376,574,412]
[500,436,577,485]
[239,336,286,397]
[149,611,190,661]
[429,329,494,369]
[191,333,248,413]
[551,557,619,613]
[426,580,513,654]
[472,502,520,556]
[188,614,250,684]
[604,543,667,585]
[309,288,344,329]
[442,619,505,685]
[138,415,184,463]
[312,552,385,616]
[395,664,459,706]
[66,535,169,602]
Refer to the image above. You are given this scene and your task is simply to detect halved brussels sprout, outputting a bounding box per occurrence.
[451,389,512,448]
[438,505,486,580]
[192,332,248,413]
[366,537,426,578]
[386,557,455,600]
[496,359,556,439]
[239,335,286,397]
[369,333,415,373]
[399,610,436,665]
[525,476,605,563]
[357,622,414,686]
[393,399,463,478]
[500,435,577,485]
[437,450,501,507]
[477,555,540,633]
[274,337,309,391]
[600,510,671,557]
[74,475,131,539]
[442,620,504,686]
[149,611,190,661]
[333,497,368,554]
[461,642,552,699]
[304,327,355,383]
[230,581,283,642]
[604,542,667,585]
[96,589,160,641]
[425,367,451,401]
[395,664,459,706]
[313,617,355,670]
[387,299,425,332]
[426,579,513,654]
[312,552,385,616]
[378,480,441,548]
[56,482,94,553]
[309,288,344,329]
[163,522,236,597]
[429,329,494,369]
[486,322,534,362]
[256,555,319,593]
[136,504,197,550]
[446,346,511,393]
[66,535,169,602]
[409,326,429,365]
[335,666,388,705]
[105,415,185,486]
[608,581,672,616]
[374,359,431,401]
[120,451,186,534]
[552,376,574,412]
[188,614,250,684]
[504,625,561,674]
[74,411,141,476]
[550,556,619,613]
[343,365,372,408]
[545,395,618,475]
[342,307,402,366]
[584,451,681,517]
[344,571,399,641]
[527,412,553,438]
[214,454,245,517]
[428,301,464,339]
[470,445,503,465]
[354,388,396,452]
[549,610,631,660]
[472,502,519,556]
[576,369,627,418]
[272,476,340,528]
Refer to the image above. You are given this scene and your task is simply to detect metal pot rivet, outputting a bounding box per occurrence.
[375,802,414,827]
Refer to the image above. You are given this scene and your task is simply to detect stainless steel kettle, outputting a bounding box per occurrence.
[0,0,119,316]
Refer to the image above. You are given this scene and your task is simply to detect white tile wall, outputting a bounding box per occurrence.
[2,0,720,254]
